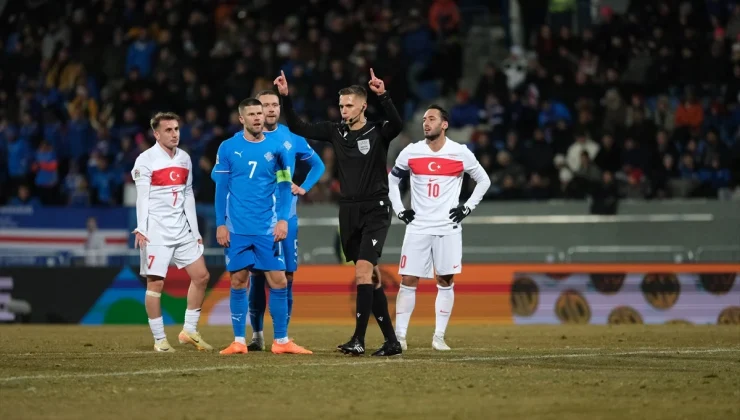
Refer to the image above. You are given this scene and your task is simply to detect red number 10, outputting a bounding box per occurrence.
[427,183,439,198]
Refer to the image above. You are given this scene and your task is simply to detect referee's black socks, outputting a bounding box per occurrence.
[372,286,398,343]
[353,284,374,341]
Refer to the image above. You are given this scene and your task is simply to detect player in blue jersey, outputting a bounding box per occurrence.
[212,97,312,355]
[245,90,326,351]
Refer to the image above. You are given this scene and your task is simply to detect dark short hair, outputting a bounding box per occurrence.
[255,89,279,100]
[426,104,449,122]
[150,112,181,130]
[338,85,367,99]
[238,98,263,112]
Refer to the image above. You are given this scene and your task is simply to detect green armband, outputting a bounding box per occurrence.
[276,169,292,183]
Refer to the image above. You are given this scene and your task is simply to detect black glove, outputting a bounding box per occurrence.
[398,209,415,224]
[449,205,471,223]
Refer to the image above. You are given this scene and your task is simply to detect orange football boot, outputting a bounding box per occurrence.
[219,341,248,355]
[271,340,313,355]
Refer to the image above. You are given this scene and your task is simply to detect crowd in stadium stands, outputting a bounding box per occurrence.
[448,1,740,209]
[1,0,739,211]
[0,0,467,207]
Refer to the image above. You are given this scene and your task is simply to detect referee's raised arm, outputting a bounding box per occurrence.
[368,68,403,145]
[274,71,333,142]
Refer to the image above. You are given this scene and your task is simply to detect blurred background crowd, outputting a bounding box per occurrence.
[1,0,739,212]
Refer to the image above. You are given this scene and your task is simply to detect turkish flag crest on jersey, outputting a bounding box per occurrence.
[408,157,464,176]
[151,167,189,186]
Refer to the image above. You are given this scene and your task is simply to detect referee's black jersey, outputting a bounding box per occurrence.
[281,93,403,203]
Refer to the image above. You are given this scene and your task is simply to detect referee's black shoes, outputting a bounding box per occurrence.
[337,337,365,356]
[371,340,403,357]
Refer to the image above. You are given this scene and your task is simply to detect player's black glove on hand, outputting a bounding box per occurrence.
[449,205,471,223]
[398,209,415,224]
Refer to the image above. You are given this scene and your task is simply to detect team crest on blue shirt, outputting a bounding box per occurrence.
[283,141,292,150]
[264,152,274,162]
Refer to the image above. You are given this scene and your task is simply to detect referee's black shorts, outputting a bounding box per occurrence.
[338,199,392,265]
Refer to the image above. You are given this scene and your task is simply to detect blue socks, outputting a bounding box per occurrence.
[269,286,289,340]
[249,274,294,331]
[248,273,266,333]
[287,278,293,328]
[230,287,247,340]
[246,273,293,340]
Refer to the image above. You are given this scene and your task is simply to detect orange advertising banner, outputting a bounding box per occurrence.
[200,264,740,326]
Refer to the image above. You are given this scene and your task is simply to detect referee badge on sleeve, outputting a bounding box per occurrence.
[357,139,370,155]
[133,169,140,179]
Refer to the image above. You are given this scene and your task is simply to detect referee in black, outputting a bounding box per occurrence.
[274,68,403,357]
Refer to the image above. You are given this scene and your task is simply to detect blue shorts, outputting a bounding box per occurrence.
[282,217,299,273]
[225,233,285,273]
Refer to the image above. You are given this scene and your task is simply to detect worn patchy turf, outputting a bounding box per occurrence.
[0,325,738,420]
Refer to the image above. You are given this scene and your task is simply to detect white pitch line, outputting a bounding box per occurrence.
[0,348,737,383]
[448,348,740,362]
[0,346,703,357]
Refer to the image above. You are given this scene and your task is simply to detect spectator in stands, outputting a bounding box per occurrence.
[502,46,528,91]
[523,128,555,177]
[32,141,59,205]
[653,95,676,134]
[480,94,506,140]
[697,156,732,197]
[5,127,31,194]
[125,30,157,78]
[574,151,602,186]
[429,0,460,37]
[84,216,106,267]
[474,62,508,105]
[594,133,621,174]
[590,171,619,215]
[566,131,599,172]
[602,89,627,137]
[538,99,572,128]
[675,92,705,134]
[9,185,41,207]
[450,90,480,128]
[524,172,552,200]
[67,85,99,124]
[68,177,92,208]
[490,150,526,199]
[88,156,121,206]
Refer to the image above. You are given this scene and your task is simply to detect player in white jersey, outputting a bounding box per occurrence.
[388,105,490,351]
[131,112,213,352]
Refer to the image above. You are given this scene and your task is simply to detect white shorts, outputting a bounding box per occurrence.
[139,240,204,278]
[398,231,462,279]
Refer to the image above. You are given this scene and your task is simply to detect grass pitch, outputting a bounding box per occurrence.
[0,325,738,420]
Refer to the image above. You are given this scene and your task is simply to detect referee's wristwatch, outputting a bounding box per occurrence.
[397,209,415,224]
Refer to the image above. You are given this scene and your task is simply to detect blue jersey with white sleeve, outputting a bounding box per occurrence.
[211,131,293,236]
[264,124,324,219]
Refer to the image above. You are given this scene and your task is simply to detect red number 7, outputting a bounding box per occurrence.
[172,190,178,206]
[148,255,155,269]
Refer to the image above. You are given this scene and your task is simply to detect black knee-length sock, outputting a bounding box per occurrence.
[372,286,398,343]
[353,284,374,341]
